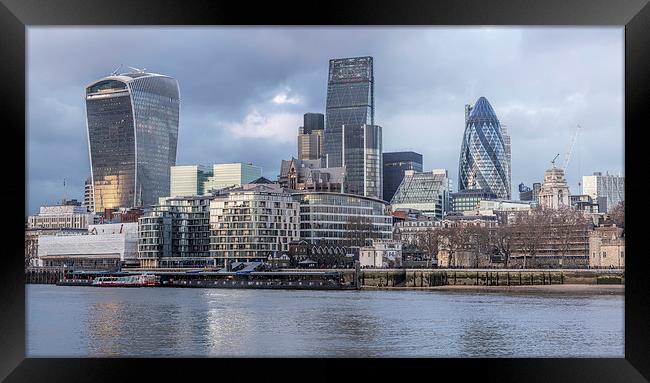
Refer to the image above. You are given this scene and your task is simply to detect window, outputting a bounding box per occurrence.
[602,251,606,258]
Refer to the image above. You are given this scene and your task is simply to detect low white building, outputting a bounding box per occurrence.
[38,223,138,270]
[467,199,532,216]
[27,204,95,230]
[359,240,403,268]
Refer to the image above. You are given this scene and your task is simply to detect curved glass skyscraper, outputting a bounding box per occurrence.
[85,71,180,212]
[458,96,510,199]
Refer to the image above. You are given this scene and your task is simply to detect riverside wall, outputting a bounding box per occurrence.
[359,269,625,287]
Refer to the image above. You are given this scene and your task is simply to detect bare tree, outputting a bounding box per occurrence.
[414,228,439,264]
[552,207,588,269]
[439,224,471,268]
[344,216,375,248]
[515,207,548,268]
[494,224,516,268]
[609,201,625,231]
[467,224,489,268]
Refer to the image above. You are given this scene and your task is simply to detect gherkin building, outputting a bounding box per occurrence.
[458,96,511,199]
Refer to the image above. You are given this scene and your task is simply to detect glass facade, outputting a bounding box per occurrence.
[458,97,510,199]
[170,165,212,197]
[86,72,180,212]
[340,124,383,199]
[293,192,392,246]
[204,163,262,193]
[383,151,423,203]
[391,170,451,219]
[325,57,380,199]
[451,189,498,213]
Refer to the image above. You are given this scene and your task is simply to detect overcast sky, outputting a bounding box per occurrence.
[26,27,624,215]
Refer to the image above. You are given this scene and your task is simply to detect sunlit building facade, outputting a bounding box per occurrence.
[582,172,624,212]
[209,184,300,267]
[203,163,262,193]
[85,70,180,213]
[459,97,510,199]
[170,165,212,197]
[297,113,325,161]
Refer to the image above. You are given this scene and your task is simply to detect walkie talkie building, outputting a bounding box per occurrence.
[85,70,180,212]
[324,56,382,199]
[458,96,510,199]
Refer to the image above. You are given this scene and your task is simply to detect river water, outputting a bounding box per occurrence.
[26,285,623,357]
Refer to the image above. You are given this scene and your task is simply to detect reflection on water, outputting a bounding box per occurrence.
[26,285,624,357]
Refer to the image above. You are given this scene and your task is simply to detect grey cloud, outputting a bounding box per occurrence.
[27,27,623,214]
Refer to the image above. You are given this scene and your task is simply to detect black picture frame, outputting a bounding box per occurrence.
[3,0,648,381]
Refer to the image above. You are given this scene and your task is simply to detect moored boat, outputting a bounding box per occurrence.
[92,273,160,287]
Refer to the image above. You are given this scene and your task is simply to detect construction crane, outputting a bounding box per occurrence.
[563,124,581,193]
[551,153,560,167]
[563,124,581,171]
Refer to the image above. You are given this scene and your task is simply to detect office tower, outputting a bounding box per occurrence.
[459,97,510,199]
[324,57,381,199]
[83,176,94,213]
[297,113,325,160]
[85,69,180,212]
[170,165,213,197]
[203,163,262,193]
[582,172,625,212]
[383,151,423,202]
[391,169,452,219]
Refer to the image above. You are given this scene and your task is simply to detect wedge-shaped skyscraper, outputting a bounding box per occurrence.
[324,56,382,199]
[459,97,510,199]
[85,70,180,212]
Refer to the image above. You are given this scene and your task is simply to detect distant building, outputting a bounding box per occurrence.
[86,70,180,212]
[451,189,498,214]
[209,183,300,267]
[359,239,402,268]
[391,169,452,219]
[582,172,624,212]
[459,97,511,199]
[278,157,346,192]
[292,191,393,247]
[170,165,212,197]
[589,225,624,268]
[297,113,325,161]
[38,222,138,270]
[468,199,532,216]
[539,163,570,209]
[204,163,262,193]
[83,176,94,212]
[383,151,423,203]
[571,194,600,214]
[138,195,212,268]
[27,204,95,230]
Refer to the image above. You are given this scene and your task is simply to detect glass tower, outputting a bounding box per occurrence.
[325,56,381,199]
[458,96,510,199]
[86,70,180,212]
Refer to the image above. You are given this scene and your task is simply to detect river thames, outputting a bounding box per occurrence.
[26,285,623,357]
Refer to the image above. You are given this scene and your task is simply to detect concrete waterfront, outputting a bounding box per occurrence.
[29,267,625,292]
[359,268,625,289]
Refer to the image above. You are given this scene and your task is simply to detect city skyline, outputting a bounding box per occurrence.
[26,27,624,214]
